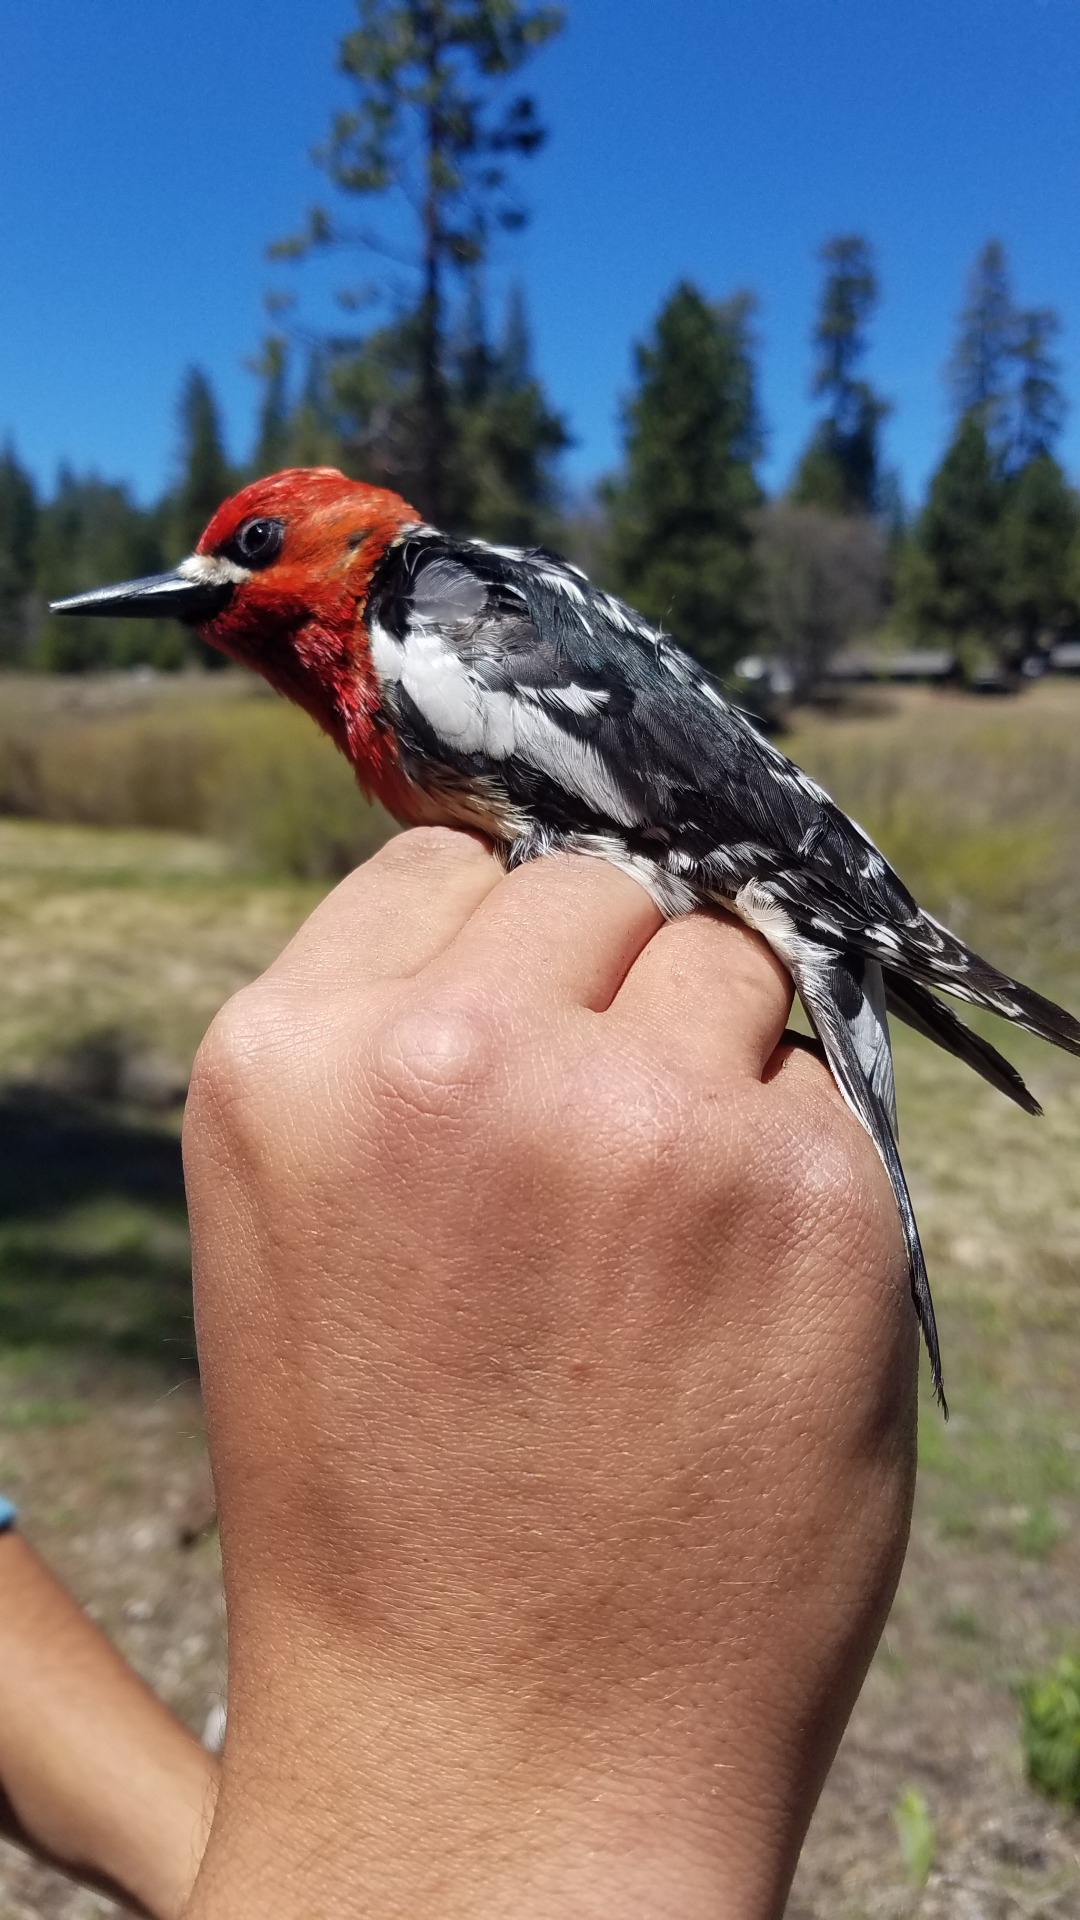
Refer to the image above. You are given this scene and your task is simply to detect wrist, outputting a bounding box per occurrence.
[184,1636,801,1920]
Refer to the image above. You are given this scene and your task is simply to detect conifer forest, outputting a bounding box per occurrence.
[3,4,1079,692]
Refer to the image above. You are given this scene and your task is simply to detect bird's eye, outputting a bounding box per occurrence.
[223,517,286,569]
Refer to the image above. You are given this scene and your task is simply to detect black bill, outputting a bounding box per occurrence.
[50,568,233,623]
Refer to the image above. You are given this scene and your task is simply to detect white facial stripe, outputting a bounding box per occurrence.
[178,552,251,589]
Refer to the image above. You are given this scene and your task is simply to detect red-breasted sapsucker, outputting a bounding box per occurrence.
[53,467,1080,1407]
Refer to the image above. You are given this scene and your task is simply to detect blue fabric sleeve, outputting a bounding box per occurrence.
[0,1496,17,1532]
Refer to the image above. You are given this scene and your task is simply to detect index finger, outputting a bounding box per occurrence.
[261,827,504,993]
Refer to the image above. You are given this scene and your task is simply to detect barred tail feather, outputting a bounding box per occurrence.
[790,946,946,1412]
[882,970,1042,1117]
[881,916,1080,1061]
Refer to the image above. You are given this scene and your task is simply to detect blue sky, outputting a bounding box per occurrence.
[2,0,1080,510]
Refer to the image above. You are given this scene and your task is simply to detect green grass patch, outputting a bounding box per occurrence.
[918,1386,1078,1554]
[0,1093,194,1368]
[940,1605,982,1639]
[892,1786,936,1888]
[0,1399,88,1429]
[1017,1656,1080,1808]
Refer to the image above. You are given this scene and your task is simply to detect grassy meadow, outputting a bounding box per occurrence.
[0,671,1078,1916]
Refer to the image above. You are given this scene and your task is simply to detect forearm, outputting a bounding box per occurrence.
[0,1779,157,1916]
[0,1530,218,1920]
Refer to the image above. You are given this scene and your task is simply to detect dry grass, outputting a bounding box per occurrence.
[0,819,324,1087]
[0,673,394,877]
[786,681,1080,987]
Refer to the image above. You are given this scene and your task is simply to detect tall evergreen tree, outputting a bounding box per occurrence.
[898,413,1005,650]
[322,279,566,539]
[275,0,563,524]
[904,241,1074,663]
[250,335,293,475]
[1011,306,1066,467]
[329,312,431,500]
[0,446,38,664]
[168,368,234,556]
[292,347,351,469]
[791,236,888,515]
[33,471,181,672]
[946,239,1016,455]
[605,282,763,677]
[1000,452,1079,654]
[454,284,568,543]
[160,369,236,668]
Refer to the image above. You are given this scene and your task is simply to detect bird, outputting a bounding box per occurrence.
[52,465,1080,1408]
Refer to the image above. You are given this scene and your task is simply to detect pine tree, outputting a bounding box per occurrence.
[323,279,566,539]
[605,282,763,677]
[1001,453,1079,655]
[947,240,1016,455]
[159,369,236,668]
[1012,307,1066,468]
[329,315,430,503]
[0,445,38,665]
[33,471,182,672]
[250,335,293,476]
[454,285,568,543]
[904,242,1074,664]
[168,368,234,557]
[274,0,564,524]
[791,236,889,515]
[899,413,1005,651]
[292,347,350,470]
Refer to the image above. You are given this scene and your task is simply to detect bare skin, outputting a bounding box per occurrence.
[0,1529,218,1919]
[182,828,918,1920]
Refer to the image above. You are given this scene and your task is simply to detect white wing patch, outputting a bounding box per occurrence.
[528,684,610,717]
[369,617,639,828]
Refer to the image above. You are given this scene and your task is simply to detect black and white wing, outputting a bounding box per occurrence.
[365,532,1080,1405]
[366,529,1080,1066]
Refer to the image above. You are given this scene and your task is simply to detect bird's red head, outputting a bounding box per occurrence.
[193,468,418,756]
[52,467,422,813]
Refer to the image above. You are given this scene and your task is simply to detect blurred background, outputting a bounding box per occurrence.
[1,3,1079,1913]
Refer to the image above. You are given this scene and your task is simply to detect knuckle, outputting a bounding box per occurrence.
[569,1048,697,1190]
[757,1060,886,1246]
[188,983,292,1126]
[368,988,500,1123]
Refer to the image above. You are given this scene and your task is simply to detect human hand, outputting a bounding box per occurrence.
[182,828,917,1920]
